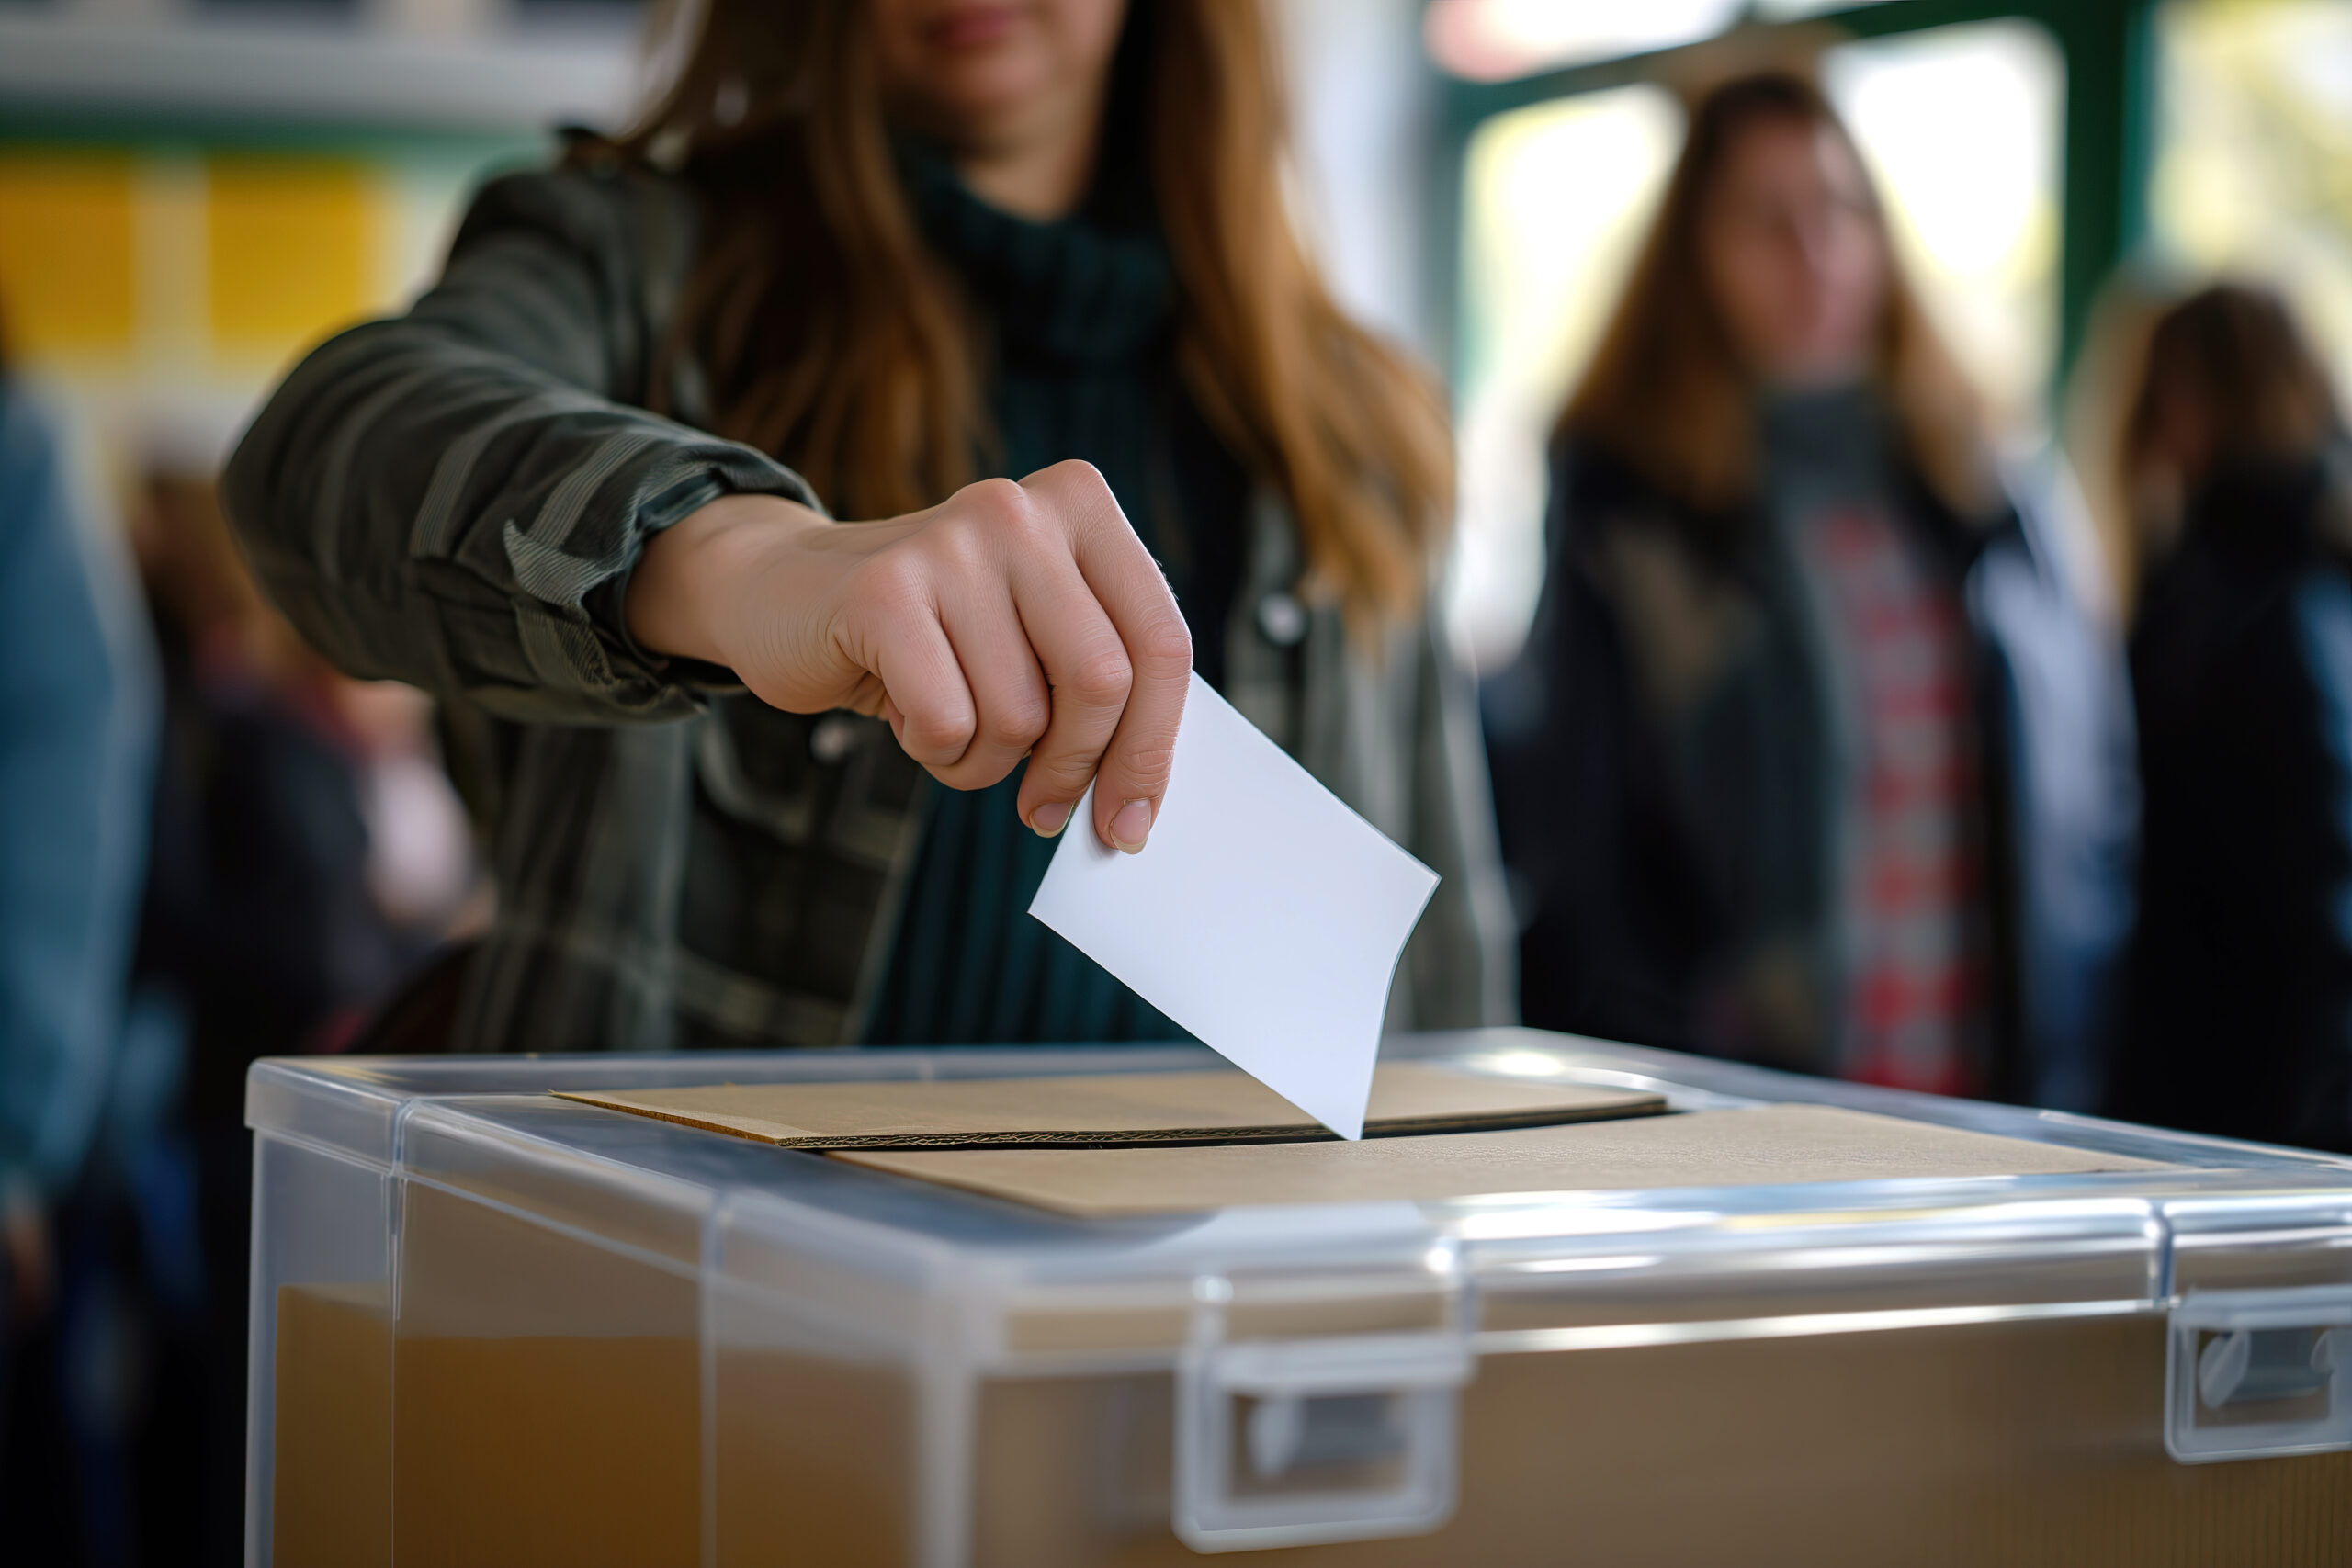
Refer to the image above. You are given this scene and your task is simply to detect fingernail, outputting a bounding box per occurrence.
[1110,798,1152,853]
[1028,799,1072,839]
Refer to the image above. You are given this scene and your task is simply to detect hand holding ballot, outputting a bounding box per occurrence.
[627,461,1195,855]
[1030,672,1441,1141]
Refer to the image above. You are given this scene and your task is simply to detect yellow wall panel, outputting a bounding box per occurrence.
[0,152,138,360]
[206,157,379,358]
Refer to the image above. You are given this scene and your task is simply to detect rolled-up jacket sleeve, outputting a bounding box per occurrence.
[222,167,819,724]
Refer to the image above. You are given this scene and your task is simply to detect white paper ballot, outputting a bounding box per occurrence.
[1027,671,1440,1140]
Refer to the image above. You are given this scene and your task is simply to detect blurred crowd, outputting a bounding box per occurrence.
[1,343,480,1558]
[3,45,2350,1568]
[1484,71,2352,1160]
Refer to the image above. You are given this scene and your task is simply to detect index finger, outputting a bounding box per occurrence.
[1019,460,1193,853]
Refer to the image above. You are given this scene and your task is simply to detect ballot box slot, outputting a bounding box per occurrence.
[2166,1284,2352,1462]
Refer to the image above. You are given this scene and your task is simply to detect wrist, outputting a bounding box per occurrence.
[626,492,824,664]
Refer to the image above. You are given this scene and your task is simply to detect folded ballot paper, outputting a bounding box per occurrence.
[1026,671,1439,1140]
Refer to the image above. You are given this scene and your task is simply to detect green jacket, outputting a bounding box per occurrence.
[224,162,1513,1052]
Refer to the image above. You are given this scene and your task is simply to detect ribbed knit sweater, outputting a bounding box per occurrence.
[861,147,1248,1045]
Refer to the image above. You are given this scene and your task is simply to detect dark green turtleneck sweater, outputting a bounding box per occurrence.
[860,150,1249,1045]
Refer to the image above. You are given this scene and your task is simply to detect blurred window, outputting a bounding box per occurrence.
[1449,84,1680,671]
[1424,0,1894,82]
[1824,22,2062,430]
[1445,19,2060,671]
[2150,0,2352,397]
[1427,0,1747,82]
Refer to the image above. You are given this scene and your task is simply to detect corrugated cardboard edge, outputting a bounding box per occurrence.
[830,1105,2177,1217]
[548,1089,1669,1150]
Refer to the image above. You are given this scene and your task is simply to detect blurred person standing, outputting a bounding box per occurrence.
[0,316,158,1521]
[1485,72,2132,1107]
[224,0,1510,1053]
[2108,286,2352,1152]
[119,469,478,1564]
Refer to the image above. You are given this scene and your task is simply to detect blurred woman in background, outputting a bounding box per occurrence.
[1486,71,2132,1107]
[226,0,1510,1052]
[2109,285,2352,1152]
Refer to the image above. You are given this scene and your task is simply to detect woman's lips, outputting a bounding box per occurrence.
[928,3,1024,51]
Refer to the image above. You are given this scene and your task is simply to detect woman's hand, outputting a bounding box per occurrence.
[626,460,1192,852]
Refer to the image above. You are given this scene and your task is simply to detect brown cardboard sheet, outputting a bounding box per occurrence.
[553,1062,1666,1150]
[831,1104,2173,1215]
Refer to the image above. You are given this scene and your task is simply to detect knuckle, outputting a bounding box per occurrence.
[1131,614,1193,675]
[1065,644,1133,707]
[1052,461,1120,526]
[898,700,973,763]
[980,693,1050,752]
[1046,457,1107,493]
[1025,760,1097,800]
[933,753,1015,792]
[966,476,1029,528]
[1114,742,1178,791]
[1023,742,1098,790]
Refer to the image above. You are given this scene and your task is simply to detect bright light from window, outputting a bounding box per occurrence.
[1423,0,1900,84]
[1447,83,1679,671]
[2151,0,2352,400]
[1825,20,2062,430]
[1424,0,1745,83]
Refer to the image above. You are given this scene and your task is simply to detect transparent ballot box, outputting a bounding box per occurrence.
[247,1029,2352,1566]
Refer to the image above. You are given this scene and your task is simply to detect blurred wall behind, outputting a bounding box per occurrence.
[6,0,2350,684]
[0,0,1447,516]
[0,0,640,487]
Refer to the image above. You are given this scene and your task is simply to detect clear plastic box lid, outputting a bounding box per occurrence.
[247,1026,2352,1336]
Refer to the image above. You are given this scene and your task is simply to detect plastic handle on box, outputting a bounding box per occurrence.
[1172,1314,1475,1554]
[2166,1285,2352,1463]
[2197,1325,2336,1408]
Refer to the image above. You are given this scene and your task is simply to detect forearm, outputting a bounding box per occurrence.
[625,491,839,667]
[224,317,817,724]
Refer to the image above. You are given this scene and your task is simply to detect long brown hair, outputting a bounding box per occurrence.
[615,0,1451,625]
[2115,282,2344,580]
[1559,70,1990,531]
[2123,284,2339,494]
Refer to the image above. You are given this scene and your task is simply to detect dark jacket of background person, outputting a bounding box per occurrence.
[2108,285,2352,1152]
[223,163,1511,1053]
[1488,434,2135,1109]
[2116,453,2352,1150]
